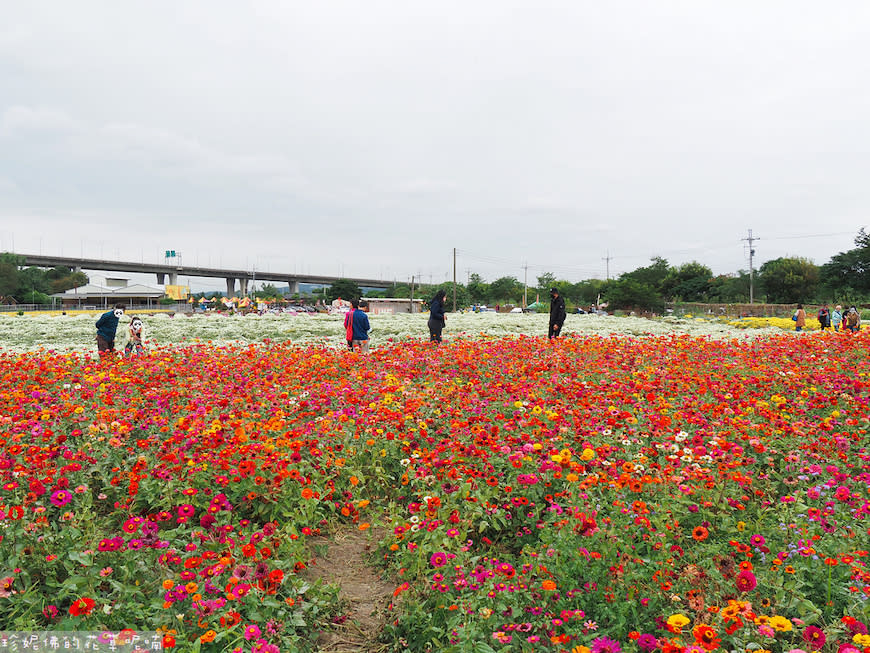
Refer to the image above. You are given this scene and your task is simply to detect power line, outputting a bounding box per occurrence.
[763,230,855,241]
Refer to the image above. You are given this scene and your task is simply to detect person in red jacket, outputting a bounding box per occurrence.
[343,304,354,350]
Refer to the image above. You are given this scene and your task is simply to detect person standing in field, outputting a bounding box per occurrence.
[831,305,843,332]
[343,304,355,351]
[124,315,146,356]
[793,304,806,332]
[428,289,447,343]
[350,298,371,353]
[817,305,830,331]
[846,306,861,333]
[95,303,125,355]
[548,288,566,339]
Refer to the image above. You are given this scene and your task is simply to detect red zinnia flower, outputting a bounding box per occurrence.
[68,597,95,616]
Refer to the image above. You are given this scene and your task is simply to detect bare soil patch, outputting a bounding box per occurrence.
[305,526,394,652]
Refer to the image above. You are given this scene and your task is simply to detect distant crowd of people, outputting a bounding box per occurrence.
[794,304,862,333]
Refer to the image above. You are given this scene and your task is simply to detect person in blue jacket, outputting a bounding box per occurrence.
[95,303,125,355]
[350,298,371,353]
[428,289,447,343]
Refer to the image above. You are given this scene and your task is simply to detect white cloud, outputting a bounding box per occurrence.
[0,106,80,136]
[0,2,869,279]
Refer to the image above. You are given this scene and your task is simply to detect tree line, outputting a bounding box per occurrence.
[366,229,870,311]
[5,228,869,310]
[0,254,89,304]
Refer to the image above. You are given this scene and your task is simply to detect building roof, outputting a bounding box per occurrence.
[365,297,424,303]
[52,283,164,299]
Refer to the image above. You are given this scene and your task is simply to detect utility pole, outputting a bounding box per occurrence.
[522,262,528,308]
[410,275,415,313]
[465,268,471,286]
[602,251,612,281]
[742,229,759,304]
[452,247,457,311]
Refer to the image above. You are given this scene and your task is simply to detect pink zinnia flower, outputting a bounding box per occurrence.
[735,569,757,592]
[244,624,261,641]
[50,490,72,507]
[429,552,447,567]
[591,636,622,653]
[802,625,825,648]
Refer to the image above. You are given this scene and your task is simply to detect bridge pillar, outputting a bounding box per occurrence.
[169,273,178,286]
[287,280,299,295]
[157,273,165,285]
[226,278,236,298]
[239,278,249,296]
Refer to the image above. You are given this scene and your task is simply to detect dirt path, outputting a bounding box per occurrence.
[305,526,394,653]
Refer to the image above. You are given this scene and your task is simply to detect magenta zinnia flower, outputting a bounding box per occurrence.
[802,626,825,648]
[591,636,622,653]
[429,551,448,567]
[637,634,659,651]
[735,569,757,592]
[50,490,72,507]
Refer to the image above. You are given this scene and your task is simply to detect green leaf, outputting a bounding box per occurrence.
[68,551,93,567]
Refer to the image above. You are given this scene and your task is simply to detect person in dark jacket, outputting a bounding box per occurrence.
[95,303,125,355]
[548,288,566,339]
[428,290,447,343]
[817,305,830,331]
[350,299,371,353]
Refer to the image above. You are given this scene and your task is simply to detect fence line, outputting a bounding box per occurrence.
[0,303,192,314]
[667,302,834,318]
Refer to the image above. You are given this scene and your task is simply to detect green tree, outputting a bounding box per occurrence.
[820,229,870,296]
[622,256,671,291]
[16,267,51,298]
[604,278,664,312]
[660,261,713,301]
[0,262,18,299]
[536,272,557,294]
[50,271,88,294]
[759,257,819,303]
[467,273,490,304]
[707,271,751,303]
[488,276,523,304]
[569,279,607,307]
[254,283,281,299]
[429,283,470,311]
[21,290,51,304]
[326,279,362,303]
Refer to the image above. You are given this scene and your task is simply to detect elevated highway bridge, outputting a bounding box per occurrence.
[18,253,393,298]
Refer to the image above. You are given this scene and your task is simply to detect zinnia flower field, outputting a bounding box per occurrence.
[1,319,869,652]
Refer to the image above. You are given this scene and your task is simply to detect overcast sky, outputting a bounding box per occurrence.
[1,1,869,291]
